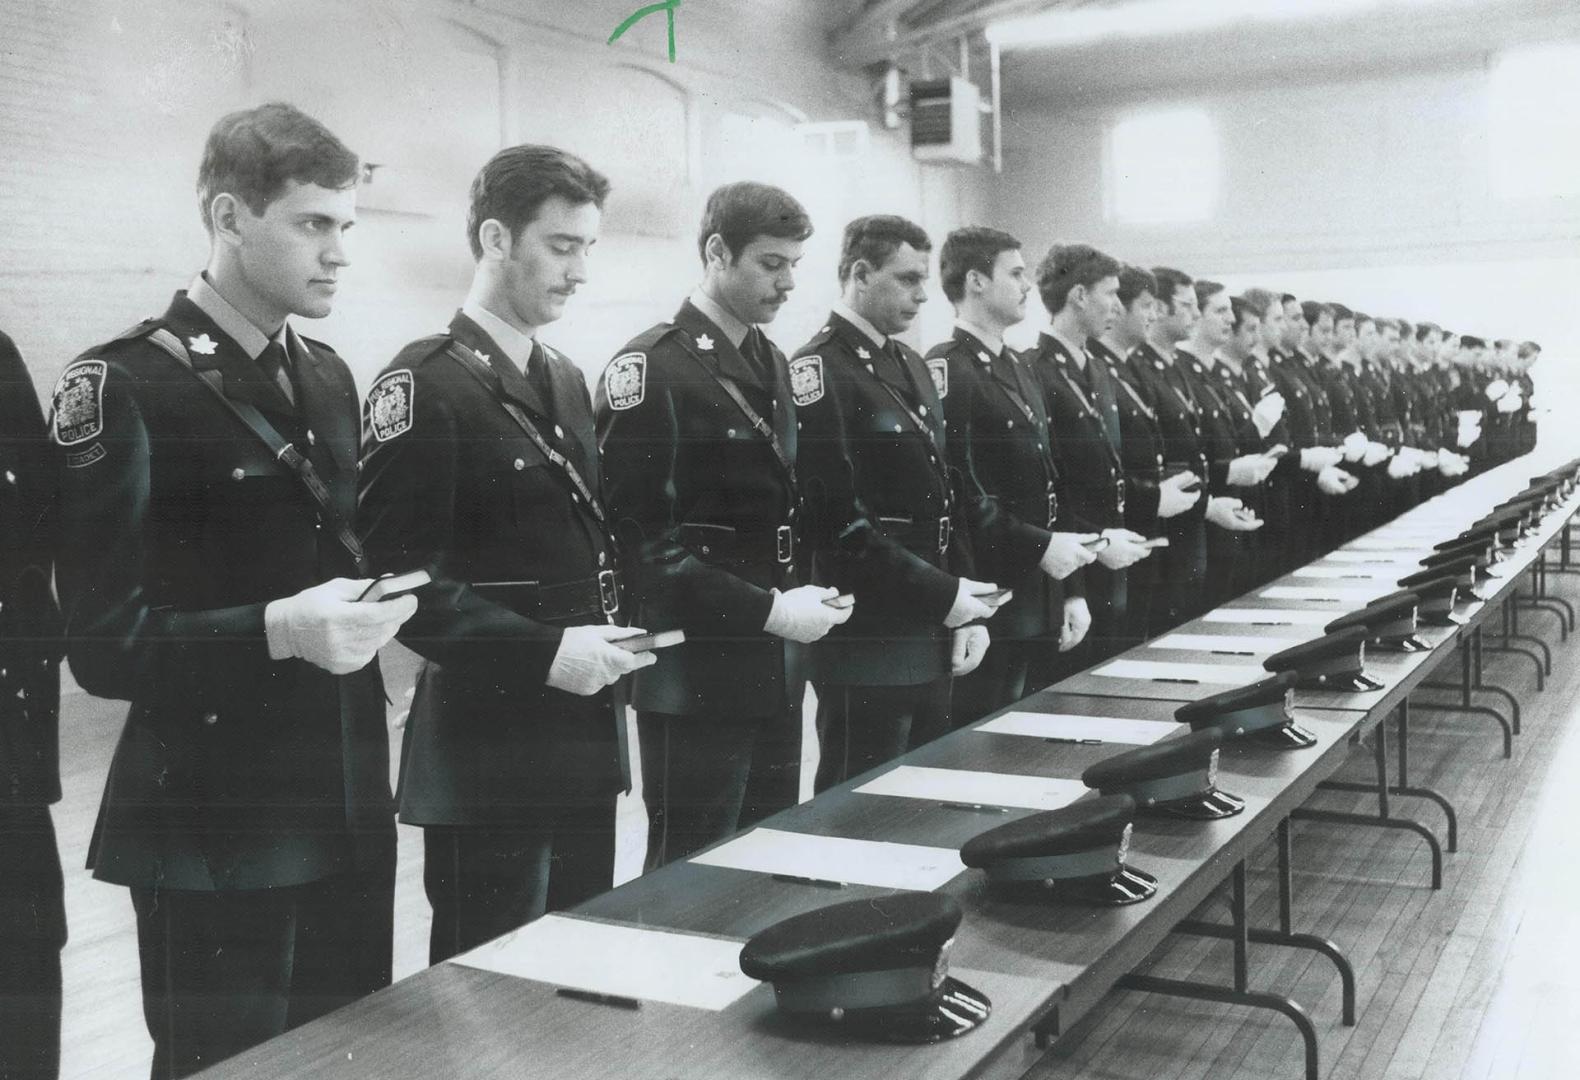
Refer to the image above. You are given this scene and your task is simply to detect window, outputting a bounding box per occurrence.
[1105,106,1219,225]
[1488,43,1580,201]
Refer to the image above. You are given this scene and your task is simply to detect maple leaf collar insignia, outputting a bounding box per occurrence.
[695,333,715,351]
[188,334,217,355]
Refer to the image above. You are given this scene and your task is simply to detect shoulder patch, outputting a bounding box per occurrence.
[926,357,949,398]
[789,354,825,406]
[366,369,414,442]
[605,352,647,411]
[52,359,107,446]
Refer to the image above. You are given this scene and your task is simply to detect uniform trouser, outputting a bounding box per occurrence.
[422,799,618,965]
[130,829,396,1080]
[952,637,1056,727]
[1082,563,1129,662]
[639,706,801,870]
[813,677,952,794]
[1206,525,1256,609]
[1156,511,1209,633]
[0,805,64,1080]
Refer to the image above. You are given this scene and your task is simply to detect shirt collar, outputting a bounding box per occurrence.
[460,300,536,373]
[187,273,277,361]
[954,317,1004,357]
[688,289,751,349]
[832,300,889,350]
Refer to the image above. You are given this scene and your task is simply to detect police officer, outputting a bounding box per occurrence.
[596,183,851,868]
[792,216,1001,790]
[52,105,414,1079]
[930,227,1097,720]
[1023,244,1155,662]
[0,328,64,1080]
[358,146,651,964]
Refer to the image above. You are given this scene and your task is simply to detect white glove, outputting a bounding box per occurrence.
[1300,446,1343,473]
[1157,471,1202,519]
[944,578,1002,629]
[950,625,991,676]
[264,577,418,675]
[546,624,657,695]
[1455,411,1482,448]
[1417,449,1439,469]
[1363,441,1391,467]
[1251,392,1285,438]
[1040,532,1099,580]
[1206,496,1263,532]
[1342,431,1368,463]
[1227,452,1278,487]
[1497,391,1521,413]
[1485,378,1509,401]
[764,585,853,643]
[1059,596,1091,653]
[1439,452,1469,477]
[1386,454,1417,479]
[1317,465,1358,495]
[1096,528,1151,569]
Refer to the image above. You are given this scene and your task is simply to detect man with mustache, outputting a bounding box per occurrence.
[358,145,651,964]
[597,183,850,867]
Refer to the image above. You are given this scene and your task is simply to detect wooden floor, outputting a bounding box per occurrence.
[52,578,1580,1079]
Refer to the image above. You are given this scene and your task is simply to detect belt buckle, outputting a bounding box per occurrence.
[775,524,794,564]
[937,515,952,553]
[1047,485,1059,528]
[1115,476,1127,517]
[597,569,619,615]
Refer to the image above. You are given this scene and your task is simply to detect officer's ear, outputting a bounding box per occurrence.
[703,233,732,272]
[476,218,513,262]
[209,192,246,248]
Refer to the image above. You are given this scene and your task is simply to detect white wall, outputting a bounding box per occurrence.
[0,0,991,395]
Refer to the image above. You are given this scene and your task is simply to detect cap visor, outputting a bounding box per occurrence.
[837,977,992,1044]
[1245,722,1319,750]
[1151,788,1245,819]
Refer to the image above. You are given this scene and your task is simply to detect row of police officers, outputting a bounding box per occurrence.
[0,103,1541,1079]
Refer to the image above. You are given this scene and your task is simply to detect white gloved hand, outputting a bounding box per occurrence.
[1227,452,1278,487]
[1417,449,1439,470]
[1206,496,1263,532]
[265,577,418,675]
[1317,465,1357,495]
[1251,392,1286,438]
[1096,528,1151,569]
[1342,431,1368,463]
[1485,378,1509,401]
[944,578,1002,629]
[1300,446,1343,473]
[763,585,853,643]
[1497,391,1521,413]
[1439,452,1469,477]
[1363,441,1391,467]
[546,624,657,695]
[950,625,991,676]
[1059,596,1091,653]
[1157,471,1202,519]
[1387,454,1417,479]
[1041,532,1099,580]
[1455,410,1482,448]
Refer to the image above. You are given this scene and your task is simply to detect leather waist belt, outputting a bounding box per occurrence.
[1011,486,1059,529]
[679,522,797,566]
[882,514,952,554]
[473,569,621,621]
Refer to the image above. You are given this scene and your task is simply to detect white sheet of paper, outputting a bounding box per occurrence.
[691,828,964,891]
[1324,551,1415,564]
[1346,539,1428,552]
[977,710,1177,745]
[1260,585,1384,603]
[855,765,1087,811]
[451,914,758,1011]
[1150,632,1295,654]
[1201,608,1337,626]
[1094,658,1267,684]
[1291,565,1394,580]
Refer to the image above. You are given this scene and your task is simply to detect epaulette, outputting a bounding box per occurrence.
[386,333,455,373]
[624,322,684,354]
[802,322,838,353]
[922,339,954,361]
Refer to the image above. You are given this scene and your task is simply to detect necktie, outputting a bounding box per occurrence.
[525,342,554,412]
[256,339,295,406]
[743,328,773,384]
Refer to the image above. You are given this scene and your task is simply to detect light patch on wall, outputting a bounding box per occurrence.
[1105,106,1219,225]
[1488,42,1580,202]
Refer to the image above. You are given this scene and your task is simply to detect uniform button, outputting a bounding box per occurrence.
[572,492,581,503]
[306,430,316,446]
[701,545,711,555]
[919,405,928,416]
[798,421,804,430]
[202,710,219,726]
[3,470,13,484]
[893,424,902,433]
[231,468,245,481]
[514,458,526,470]
[727,428,736,438]
[554,424,565,439]
[598,551,608,566]
[1006,419,1014,429]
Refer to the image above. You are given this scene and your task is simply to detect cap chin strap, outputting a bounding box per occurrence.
[1123,766,1214,807]
[774,965,940,1013]
[985,844,1121,883]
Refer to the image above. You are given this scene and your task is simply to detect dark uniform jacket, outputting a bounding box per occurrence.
[1130,342,1211,489]
[932,327,1082,642]
[1088,338,1167,540]
[52,293,390,891]
[1175,346,1259,496]
[1025,334,1125,530]
[595,300,807,717]
[0,331,62,809]
[358,312,625,825]
[1273,347,1336,448]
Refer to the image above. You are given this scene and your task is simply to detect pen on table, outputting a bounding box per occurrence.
[1210,649,1254,656]
[1249,621,1292,627]
[555,987,643,1010]
[938,801,1010,814]
[771,873,846,889]
[1152,677,1199,684]
[1044,736,1104,745]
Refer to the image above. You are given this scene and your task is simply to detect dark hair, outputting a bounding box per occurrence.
[1117,264,1158,309]
[1328,302,1354,323]
[1281,292,1298,306]
[1193,279,1227,310]
[1395,319,1413,338]
[1460,335,1486,349]
[197,102,359,234]
[1240,287,1281,320]
[1415,321,1441,341]
[1518,340,1541,359]
[1300,300,1332,327]
[1036,243,1121,315]
[697,181,812,264]
[838,215,931,284]
[1352,311,1374,330]
[1229,295,1258,332]
[1495,338,1513,350]
[939,226,1019,303]
[1152,266,1195,312]
[466,144,610,260]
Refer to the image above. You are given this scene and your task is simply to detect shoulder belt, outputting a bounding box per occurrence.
[443,341,610,530]
[671,333,796,484]
[143,326,368,573]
